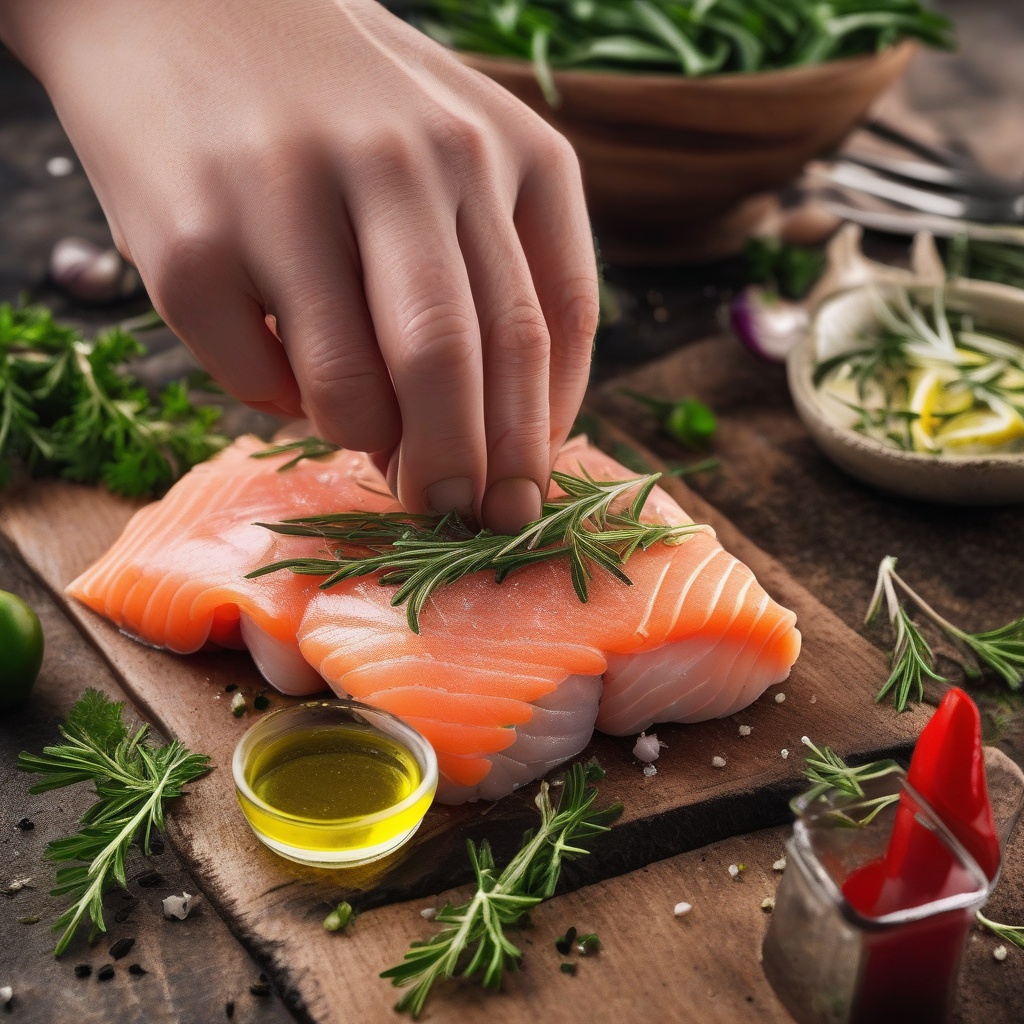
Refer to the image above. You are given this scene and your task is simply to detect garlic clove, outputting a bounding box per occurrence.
[50,236,141,304]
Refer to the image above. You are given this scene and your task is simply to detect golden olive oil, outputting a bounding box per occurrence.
[239,725,430,860]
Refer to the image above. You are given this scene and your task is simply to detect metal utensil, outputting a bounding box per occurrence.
[819,162,1024,223]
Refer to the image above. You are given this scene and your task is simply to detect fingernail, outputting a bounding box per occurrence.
[425,477,474,515]
[482,477,542,535]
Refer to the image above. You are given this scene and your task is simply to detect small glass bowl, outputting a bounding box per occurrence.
[232,699,438,869]
[762,751,1023,1024]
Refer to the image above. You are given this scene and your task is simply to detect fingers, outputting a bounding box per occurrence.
[514,134,600,467]
[458,193,551,534]
[245,189,402,457]
[348,145,488,519]
[140,222,303,416]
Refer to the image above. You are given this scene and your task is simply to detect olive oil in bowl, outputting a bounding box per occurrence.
[233,701,438,868]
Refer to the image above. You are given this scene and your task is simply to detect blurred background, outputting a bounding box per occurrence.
[1,0,1021,375]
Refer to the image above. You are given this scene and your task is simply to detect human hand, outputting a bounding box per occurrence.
[2,0,598,532]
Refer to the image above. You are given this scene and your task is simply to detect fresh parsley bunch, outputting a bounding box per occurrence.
[0,303,228,496]
[17,689,211,955]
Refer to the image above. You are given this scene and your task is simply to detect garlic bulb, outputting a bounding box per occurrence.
[50,237,141,304]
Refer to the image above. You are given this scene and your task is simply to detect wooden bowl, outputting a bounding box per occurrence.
[461,42,915,265]
[787,281,1024,505]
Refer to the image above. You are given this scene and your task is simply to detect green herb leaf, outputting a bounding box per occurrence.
[16,689,210,955]
[249,466,711,633]
[866,556,1024,710]
[251,436,341,470]
[406,0,953,93]
[381,759,622,1017]
[977,911,1024,949]
[0,303,229,496]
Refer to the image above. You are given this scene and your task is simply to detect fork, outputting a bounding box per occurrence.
[820,161,1024,223]
[817,118,1024,224]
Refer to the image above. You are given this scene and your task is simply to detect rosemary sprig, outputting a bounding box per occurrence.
[248,469,710,633]
[866,556,947,711]
[976,911,1024,949]
[799,737,900,827]
[17,689,210,955]
[251,436,340,470]
[867,556,1024,711]
[381,759,621,1018]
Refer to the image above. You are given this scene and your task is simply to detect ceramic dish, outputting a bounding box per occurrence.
[787,279,1024,504]
[233,699,438,868]
[460,43,914,264]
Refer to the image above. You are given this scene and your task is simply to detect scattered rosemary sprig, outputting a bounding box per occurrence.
[16,689,210,955]
[799,736,900,827]
[381,759,621,1018]
[976,911,1024,949]
[251,436,340,471]
[248,468,710,633]
[0,303,229,496]
[867,556,1024,711]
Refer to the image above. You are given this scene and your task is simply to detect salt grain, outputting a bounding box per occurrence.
[738,725,752,737]
[673,902,692,917]
[712,756,727,769]
[810,695,817,704]
[0,986,12,1007]
[774,693,786,704]
[230,692,247,717]
[781,749,789,760]
[633,732,663,763]
[728,864,741,879]
[420,908,437,920]
[773,858,787,872]
[994,945,1008,962]
[643,764,658,778]
[162,891,200,920]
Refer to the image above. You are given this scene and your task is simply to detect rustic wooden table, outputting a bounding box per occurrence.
[2,3,1023,1022]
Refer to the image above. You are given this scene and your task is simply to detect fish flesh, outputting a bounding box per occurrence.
[299,438,800,801]
[68,435,800,803]
[66,435,398,695]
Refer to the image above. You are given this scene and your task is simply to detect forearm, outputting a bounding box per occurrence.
[0,0,74,78]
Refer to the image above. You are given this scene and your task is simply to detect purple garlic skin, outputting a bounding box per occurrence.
[729,285,810,363]
[50,237,141,304]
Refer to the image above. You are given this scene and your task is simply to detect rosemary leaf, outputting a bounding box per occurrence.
[381,759,621,1017]
[251,436,341,470]
[977,911,1024,949]
[867,556,1024,709]
[17,690,210,955]
[249,468,710,633]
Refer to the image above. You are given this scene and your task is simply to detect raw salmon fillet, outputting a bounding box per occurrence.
[67,435,800,803]
[299,437,800,801]
[66,436,399,694]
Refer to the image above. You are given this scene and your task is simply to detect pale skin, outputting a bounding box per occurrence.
[0,0,599,533]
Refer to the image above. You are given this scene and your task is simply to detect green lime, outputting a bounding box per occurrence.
[0,589,44,710]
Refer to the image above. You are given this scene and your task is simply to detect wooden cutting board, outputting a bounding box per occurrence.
[0,413,923,894]
[0,409,927,1022]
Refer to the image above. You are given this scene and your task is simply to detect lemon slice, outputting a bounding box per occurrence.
[907,370,943,451]
[936,402,1024,450]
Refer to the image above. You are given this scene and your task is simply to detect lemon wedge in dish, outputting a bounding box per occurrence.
[936,403,1024,451]
[907,370,943,451]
